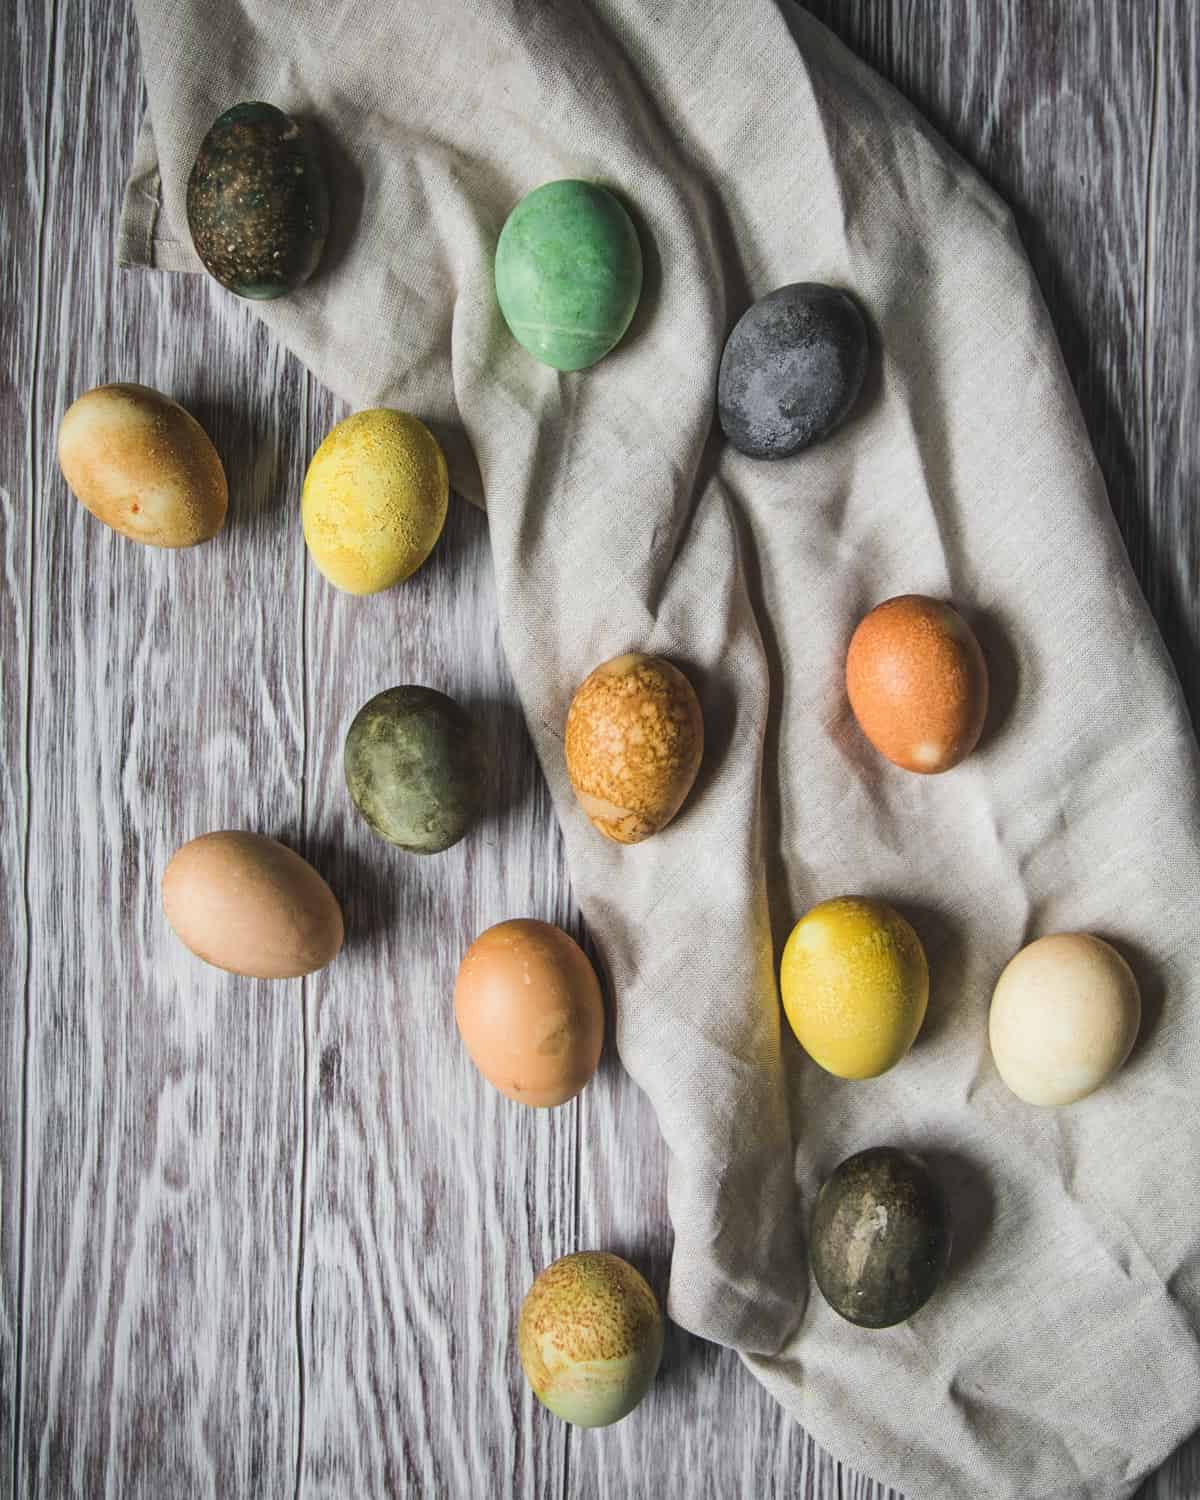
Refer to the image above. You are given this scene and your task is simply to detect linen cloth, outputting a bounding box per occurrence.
[120,3,1200,1495]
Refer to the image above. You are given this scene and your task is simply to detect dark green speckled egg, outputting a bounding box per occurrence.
[810,1147,951,1328]
[344,687,486,854]
[187,101,330,300]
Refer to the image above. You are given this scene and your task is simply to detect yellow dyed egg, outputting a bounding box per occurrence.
[780,896,928,1079]
[302,409,448,594]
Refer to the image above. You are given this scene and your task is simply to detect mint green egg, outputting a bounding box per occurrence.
[495,180,643,372]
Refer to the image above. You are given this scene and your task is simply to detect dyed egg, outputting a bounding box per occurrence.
[495,180,643,371]
[518,1252,664,1426]
[57,383,227,547]
[717,283,868,459]
[989,933,1141,1106]
[780,897,928,1079]
[344,686,485,853]
[846,595,989,774]
[302,409,448,595]
[187,101,329,299]
[454,920,604,1107]
[810,1147,952,1328]
[565,653,704,844]
[162,831,343,979]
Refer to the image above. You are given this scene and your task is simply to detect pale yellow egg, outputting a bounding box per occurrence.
[989,933,1140,1106]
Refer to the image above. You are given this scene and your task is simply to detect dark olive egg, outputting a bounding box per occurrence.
[187,101,330,299]
[344,686,486,854]
[810,1147,951,1328]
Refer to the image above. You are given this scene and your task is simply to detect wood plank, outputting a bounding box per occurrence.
[0,0,53,1492]
[17,0,309,1492]
[1144,0,1200,728]
[1136,11,1200,1495]
[295,392,574,1496]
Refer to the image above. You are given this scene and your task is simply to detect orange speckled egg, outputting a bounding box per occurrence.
[565,652,704,844]
[845,595,988,774]
[454,920,604,1107]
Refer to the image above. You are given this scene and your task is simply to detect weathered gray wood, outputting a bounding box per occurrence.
[0,0,51,1493]
[1132,11,1200,1493]
[296,384,575,1498]
[3,1,1199,1497]
[14,0,309,1492]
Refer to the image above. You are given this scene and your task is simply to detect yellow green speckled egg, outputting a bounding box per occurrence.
[301,409,448,595]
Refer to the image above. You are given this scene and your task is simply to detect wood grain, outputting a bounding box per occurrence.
[13,0,310,1492]
[0,0,51,1491]
[1,1,1198,1498]
[295,385,576,1498]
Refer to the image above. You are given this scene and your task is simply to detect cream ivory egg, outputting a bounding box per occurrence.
[988,932,1141,1106]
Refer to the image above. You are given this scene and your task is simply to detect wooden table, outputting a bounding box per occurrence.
[2,2,1196,1495]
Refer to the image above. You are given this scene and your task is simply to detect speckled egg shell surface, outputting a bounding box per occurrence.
[518,1252,664,1427]
[718,282,868,458]
[495,179,643,371]
[565,653,704,844]
[344,686,486,854]
[187,101,330,299]
[57,382,227,547]
[302,409,448,595]
[810,1147,952,1329]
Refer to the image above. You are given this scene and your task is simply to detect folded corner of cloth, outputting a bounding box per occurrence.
[122,0,1200,1495]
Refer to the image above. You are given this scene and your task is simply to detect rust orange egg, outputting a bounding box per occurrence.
[565,652,704,844]
[454,919,604,1107]
[845,595,988,774]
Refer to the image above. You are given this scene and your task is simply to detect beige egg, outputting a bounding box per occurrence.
[58,383,228,548]
[163,832,343,979]
[989,932,1141,1106]
[565,652,704,844]
[454,920,604,1107]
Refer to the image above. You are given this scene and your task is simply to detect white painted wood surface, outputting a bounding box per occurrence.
[1,2,1196,1497]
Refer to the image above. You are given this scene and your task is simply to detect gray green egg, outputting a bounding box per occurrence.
[186,101,330,300]
[810,1147,951,1328]
[344,686,486,854]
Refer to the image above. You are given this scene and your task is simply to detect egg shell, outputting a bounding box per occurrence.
[718,282,869,459]
[344,685,485,853]
[846,595,989,774]
[162,831,343,979]
[810,1147,952,1328]
[454,919,604,1107]
[565,653,704,844]
[495,179,643,371]
[780,896,928,1079]
[57,383,228,548]
[302,410,449,595]
[518,1252,663,1427]
[989,932,1141,1106]
[186,101,330,299]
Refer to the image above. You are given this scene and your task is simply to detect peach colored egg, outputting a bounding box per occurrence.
[846,595,988,774]
[565,652,704,844]
[58,382,227,547]
[163,831,343,979]
[454,920,604,1107]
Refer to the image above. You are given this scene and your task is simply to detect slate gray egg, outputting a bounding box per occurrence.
[810,1147,951,1328]
[717,282,868,458]
[344,686,486,854]
[187,101,330,299]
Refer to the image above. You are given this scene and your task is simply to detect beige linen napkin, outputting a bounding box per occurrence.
[120,2,1200,1494]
